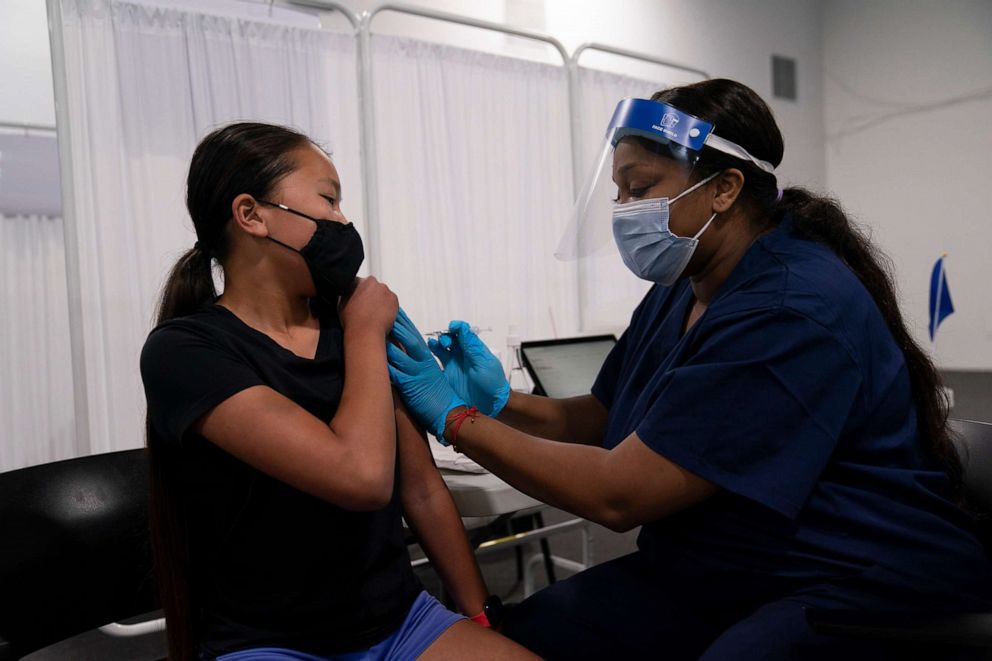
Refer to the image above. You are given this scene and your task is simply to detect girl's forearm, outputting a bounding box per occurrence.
[396,395,488,617]
[404,489,488,616]
[331,330,395,456]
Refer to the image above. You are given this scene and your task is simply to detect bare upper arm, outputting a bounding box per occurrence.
[394,394,449,509]
[600,431,718,531]
[193,385,394,510]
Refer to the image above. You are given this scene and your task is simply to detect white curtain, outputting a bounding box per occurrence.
[0,214,76,471]
[371,36,579,360]
[58,0,361,456]
[574,67,666,333]
[48,0,696,464]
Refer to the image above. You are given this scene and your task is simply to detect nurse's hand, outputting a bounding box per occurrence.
[428,321,509,417]
[388,309,466,443]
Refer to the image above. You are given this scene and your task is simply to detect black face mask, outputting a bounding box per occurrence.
[258,200,364,301]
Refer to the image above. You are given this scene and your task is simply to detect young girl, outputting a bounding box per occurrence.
[140,123,534,660]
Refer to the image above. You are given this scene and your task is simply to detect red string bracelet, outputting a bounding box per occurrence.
[446,406,479,450]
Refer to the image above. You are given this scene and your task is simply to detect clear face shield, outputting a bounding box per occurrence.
[556,98,775,260]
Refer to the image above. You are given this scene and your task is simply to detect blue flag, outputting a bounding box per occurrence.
[928,255,954,342]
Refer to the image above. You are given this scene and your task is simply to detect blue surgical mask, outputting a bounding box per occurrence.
[611,171,720,286]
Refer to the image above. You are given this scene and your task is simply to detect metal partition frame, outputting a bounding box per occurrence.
[283,0,358,24]
[47,0,92,456]
[570,42,709,79]
[359,2,573,277]
[0,121,58,137]
[567,43,709,331]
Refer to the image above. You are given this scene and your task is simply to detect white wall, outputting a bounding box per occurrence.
[0,1,60,219]
[823,0,992,370]
[0,0,56,127]
[545,0,825,190]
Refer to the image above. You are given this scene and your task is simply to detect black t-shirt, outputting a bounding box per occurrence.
[140,301,421,657]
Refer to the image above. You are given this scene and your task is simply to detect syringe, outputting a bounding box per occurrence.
[425,325,492,338]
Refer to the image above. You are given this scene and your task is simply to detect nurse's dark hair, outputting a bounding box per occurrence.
[149,122,312,660]
[650,79,964,503]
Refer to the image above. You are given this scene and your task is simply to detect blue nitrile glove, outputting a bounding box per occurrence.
[387,308,466,444]
[427,320,510,417]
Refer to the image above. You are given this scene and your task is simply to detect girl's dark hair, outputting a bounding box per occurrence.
[651,79,963,501]
[148,122,311,660]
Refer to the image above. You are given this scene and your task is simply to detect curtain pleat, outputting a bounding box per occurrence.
[57,0,361,456]
[0,214,75,471]
[575,68,665,332]
[371,35,579,359]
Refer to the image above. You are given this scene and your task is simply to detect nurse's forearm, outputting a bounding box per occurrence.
[496,392,607,445]
[448,413,628,530]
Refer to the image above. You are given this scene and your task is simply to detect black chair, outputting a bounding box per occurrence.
[805,418,992,655]
[0,449,161,660]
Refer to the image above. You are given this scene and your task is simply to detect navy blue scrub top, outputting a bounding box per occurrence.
[592,214,992,611]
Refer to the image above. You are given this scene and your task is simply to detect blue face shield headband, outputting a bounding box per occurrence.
[606,98,776,174]
[556,97,777,261]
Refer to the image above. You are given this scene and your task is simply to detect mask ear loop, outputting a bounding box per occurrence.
[670,171,721,240]
[257,199,320,255]
[692,213,718,240]
[670,170,721,204]
[266,235,303,254]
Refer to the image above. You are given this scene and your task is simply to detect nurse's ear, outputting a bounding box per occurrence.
[230,194,268,239]
[711,168,745,214]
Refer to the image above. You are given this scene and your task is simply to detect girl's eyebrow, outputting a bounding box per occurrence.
[319,177,341,197]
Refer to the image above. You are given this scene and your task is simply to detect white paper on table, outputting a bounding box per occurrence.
[430,441,488,474]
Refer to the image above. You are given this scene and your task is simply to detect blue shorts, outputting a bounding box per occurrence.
[215,591,465,661]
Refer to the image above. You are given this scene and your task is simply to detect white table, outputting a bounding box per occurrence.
[439,469,544,518]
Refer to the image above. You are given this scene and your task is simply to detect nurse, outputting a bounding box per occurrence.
[386,79,992,659]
